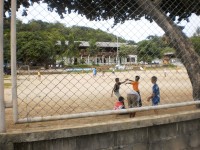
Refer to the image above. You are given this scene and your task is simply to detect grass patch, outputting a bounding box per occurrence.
[4,83,11,88]
[4,75,10,79]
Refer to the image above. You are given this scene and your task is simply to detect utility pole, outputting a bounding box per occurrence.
[116,36,120,66]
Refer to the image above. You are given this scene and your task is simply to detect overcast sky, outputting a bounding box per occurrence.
[17,3,200,43]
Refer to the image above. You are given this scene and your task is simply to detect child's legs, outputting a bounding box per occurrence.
[127,94,133,108]
[130,112,136,118]
[129,94,138,107]
[152,102,159,114]
[137,91,142,107]
[127,94,137,118]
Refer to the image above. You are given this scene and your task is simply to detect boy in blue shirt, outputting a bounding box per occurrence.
[147,76,160,114]
[93,68,97,77]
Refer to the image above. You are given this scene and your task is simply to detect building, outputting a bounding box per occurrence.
[163,52,175,64]
[57,41,137,66]
[163,52,183,66]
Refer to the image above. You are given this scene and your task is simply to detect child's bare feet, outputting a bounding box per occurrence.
[129,113,136,118]
[129,113,132,118]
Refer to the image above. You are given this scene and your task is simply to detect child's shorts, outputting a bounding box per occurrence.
[114,92,121,98]
[127,94,138,108]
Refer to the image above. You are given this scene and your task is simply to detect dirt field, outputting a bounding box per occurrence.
[4,67,197,132]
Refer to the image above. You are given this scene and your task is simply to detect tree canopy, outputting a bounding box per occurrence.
[4,0,200,26]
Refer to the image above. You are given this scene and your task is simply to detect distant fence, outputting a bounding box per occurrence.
[1,0,200,130]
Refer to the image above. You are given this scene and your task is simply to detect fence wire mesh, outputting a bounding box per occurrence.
[5,0,200,120]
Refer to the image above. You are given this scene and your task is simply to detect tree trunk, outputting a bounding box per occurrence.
[136,0,200,103]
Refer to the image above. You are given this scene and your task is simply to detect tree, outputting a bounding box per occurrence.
[17,31,54,68]
[54,38,68,67]
[137,35,170,63]
[4,17,128,67]
[161,47,175,56]
[191,27,200,55]
[119,44,137,58]
[193,27,200,37]
[62,33,80,65]
[85,39,98,64]
[87,39,99,64]
[3,32,10,65]
[3,18,11,64]
[4,0,200,102]
[191,37,200,56]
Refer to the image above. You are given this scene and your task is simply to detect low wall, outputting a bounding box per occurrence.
[1,110,200,150]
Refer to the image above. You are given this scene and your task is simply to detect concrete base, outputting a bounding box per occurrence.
[1,110,200,150]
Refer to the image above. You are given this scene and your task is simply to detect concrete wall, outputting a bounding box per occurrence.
[1,110,200,150]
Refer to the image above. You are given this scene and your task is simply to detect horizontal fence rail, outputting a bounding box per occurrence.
[17,101,200,123]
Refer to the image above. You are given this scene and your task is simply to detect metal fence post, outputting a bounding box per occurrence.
[0,0,6,133]
[11,0,18,123]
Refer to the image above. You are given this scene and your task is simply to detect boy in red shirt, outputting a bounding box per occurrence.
[114,96,125,110]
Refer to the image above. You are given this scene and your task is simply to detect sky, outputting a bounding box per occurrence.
[16,3,200,43]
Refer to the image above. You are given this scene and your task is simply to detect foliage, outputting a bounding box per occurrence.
[87,39,99,56]
[119,44,137,57]
[191,36,200,56]
[4,83,11,89]
[16,31,54,66]
[4,0,200,26]
[63,33,81,65]
[193,27,200,37]
[70,26,121,42]
[3,1,200,65]
[161,47,175,55]
[3,18,11,64]
[137,36,168,63]
[3,32,10,64]
[3,19,127,66]
[191,27,200,56]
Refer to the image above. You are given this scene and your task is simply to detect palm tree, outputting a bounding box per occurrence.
[63,33,80,65]
[87,39,99,64]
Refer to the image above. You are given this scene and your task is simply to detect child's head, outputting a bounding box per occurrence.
[118,96,124,102]
[135,76,140,81]
[151,76,157,83]
[115,78,119,82]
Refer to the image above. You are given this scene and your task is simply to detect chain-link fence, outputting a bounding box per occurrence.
[4,0,200,123]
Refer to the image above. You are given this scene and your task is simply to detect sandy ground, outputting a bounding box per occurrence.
[3,67,196,132]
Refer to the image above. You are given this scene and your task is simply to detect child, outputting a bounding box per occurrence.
[127,89,140,118]
[112,68,115,74]
[126,76,142,107]
[93,68,97,77]
[111,78,127,98]
[102,70,105,77]
[164,68,167,77]
[147,76,160,114]
[114,96,125,110]
[37,70,41,81]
